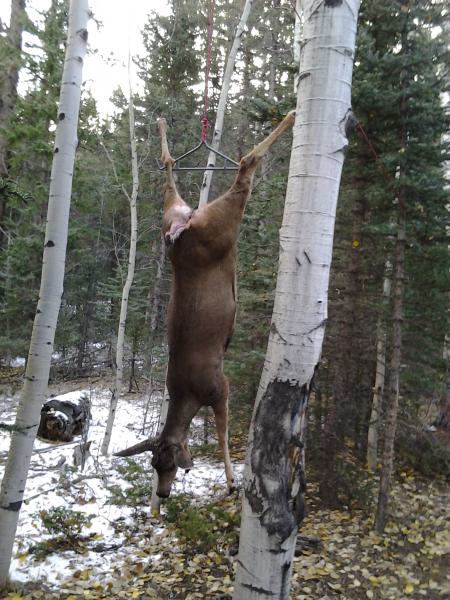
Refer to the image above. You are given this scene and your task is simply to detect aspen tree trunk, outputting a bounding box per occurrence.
[0,1,89,586]
[101,93,139,456]
[146,237,166,333]
[293,0,302,92]
[375,209,405,532]
[233,1,360,598]
[374,17,409,531]
[0,0,26,241]
[198,0,254,207]
[259,0,279,183]
[367,259,392,472]
[236,47,252,160]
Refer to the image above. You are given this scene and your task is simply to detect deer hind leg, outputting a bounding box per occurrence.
[213,395,235,494]
[157,118,192,242]
[239,110,296,177]
[158,117,179,197]
[158,117,175,167]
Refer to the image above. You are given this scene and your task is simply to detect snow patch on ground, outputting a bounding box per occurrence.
[8,356,26,368]
[0,386,244,586]
[47,390,89,406]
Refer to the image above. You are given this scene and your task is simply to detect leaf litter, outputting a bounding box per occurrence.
[0,382,449,599]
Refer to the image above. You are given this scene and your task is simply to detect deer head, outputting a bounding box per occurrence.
[114,437,193,498]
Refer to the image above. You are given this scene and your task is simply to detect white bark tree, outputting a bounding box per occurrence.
[198,0,254,207]
[0,0,89,586]
[293,0,302,92]
[101,89,139,456]
[233,1,360,598]
[367,259,392,472]
[375,201,406,533]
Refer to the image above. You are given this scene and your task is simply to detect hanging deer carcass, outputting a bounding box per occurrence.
[115,111,295,498]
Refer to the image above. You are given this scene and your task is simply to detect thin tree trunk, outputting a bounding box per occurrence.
[367,259,392,471]
[146,235,166,333]
[374,15,409,532]
[0,0,26,242]
[293,0,302,92]
[233,2,360,598]
[0,1,89,585]
[101,91,139,456]
[198,0,254,207]
[375,209,405,532]
[236,47,252,161]
[76,192,105,372]
[143,235,167,513]
[259,1,278,185]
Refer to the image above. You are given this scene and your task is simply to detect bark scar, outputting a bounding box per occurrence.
[246,381,309,543]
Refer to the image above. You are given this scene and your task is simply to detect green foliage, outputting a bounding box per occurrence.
[165,495,239,552]
[314,0,449,505]
[397,430,450,482]
[0,0,447,522]
[38,506,93,538]
[107,459,153,507]
[28,506,94,560]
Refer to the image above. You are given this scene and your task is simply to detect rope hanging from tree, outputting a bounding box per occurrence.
[157,0,239,172]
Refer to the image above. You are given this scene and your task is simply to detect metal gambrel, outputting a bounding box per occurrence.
[157,139,239,172]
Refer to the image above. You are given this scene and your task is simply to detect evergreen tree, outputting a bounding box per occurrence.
[315,0,449,508]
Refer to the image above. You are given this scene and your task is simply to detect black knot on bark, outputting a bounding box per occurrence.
[58,112,65,121]
[45,240,55,247]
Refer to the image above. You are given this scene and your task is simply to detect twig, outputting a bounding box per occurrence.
[23,474,104,503]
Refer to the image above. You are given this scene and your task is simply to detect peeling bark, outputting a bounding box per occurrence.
[247,381,307,542]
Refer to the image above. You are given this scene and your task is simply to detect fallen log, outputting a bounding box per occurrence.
[37,392,91,442]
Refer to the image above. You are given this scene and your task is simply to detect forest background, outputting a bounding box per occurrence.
[0,0,449,563]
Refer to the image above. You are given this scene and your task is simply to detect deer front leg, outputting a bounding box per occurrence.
[239,110,296,179]
[194,110,296,246]
[213,400,236,493]
[157,118,193,243]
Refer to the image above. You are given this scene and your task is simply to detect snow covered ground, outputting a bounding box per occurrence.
[0,385,244,587]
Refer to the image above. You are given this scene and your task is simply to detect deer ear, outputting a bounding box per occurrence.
[175,445,193,470]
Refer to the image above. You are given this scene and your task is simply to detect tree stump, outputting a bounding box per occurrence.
[37,393,91,442]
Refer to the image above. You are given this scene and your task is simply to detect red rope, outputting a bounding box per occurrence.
[356,122,379,161]
[201,0,215,143]
[356,122,393,183]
